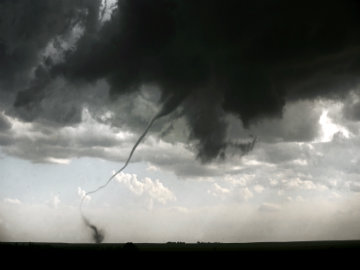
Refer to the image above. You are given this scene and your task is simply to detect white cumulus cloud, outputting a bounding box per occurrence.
[208,183,231,198]
[78,187,91,202]
[239,187,254,201]
[254,185,265,193]
[52,195,61,209]
[4,198,21,205]
[259,202,281,212]
[115,171,176,205]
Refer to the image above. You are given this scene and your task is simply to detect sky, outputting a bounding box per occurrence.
[1,0,360,243]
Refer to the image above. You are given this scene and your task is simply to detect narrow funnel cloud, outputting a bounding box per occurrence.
[80,96,179,242]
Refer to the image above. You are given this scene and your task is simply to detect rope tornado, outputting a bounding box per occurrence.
[80,103,171,243]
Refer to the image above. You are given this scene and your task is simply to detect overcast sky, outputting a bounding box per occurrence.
[1,0,360,243]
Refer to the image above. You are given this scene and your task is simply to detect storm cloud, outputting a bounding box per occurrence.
[0,0,100,87]
[2,0,360,161]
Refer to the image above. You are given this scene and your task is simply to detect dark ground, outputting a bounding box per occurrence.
[1,240,360,263]
[2,240,360,251]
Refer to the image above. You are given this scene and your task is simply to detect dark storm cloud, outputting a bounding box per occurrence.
[226,101,322,143]
[182,90,228,162]
[11,68,85,125]
[344,101,360,121]
[0,0,104,129]
[342,91,360,122]
[0,114,11,132]
[3,0,360,161]
[12,78,111,127]
[0,0,101,89]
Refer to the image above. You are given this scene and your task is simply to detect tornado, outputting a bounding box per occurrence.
[82,214,104,244]
[80,95,179,243]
